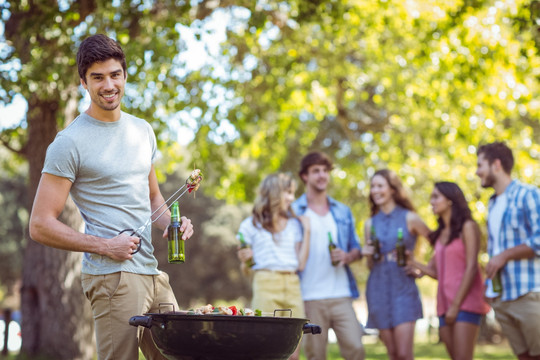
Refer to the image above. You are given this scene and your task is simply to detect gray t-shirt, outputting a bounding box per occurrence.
[43,112,160,275]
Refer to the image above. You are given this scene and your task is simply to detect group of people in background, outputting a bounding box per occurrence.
[237,142,540,360]
[237,153,364,360]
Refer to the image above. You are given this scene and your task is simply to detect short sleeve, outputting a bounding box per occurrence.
[146,122,157,164]
[523,187,540,255]
[42,134,79,182]
[237,217,255,246]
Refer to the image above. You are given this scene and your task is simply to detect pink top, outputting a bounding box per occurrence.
[435,238,490,316]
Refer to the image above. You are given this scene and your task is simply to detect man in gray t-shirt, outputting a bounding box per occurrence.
[29,34,194,360]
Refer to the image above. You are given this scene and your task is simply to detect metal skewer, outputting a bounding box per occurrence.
[119,170,202,254]
[131,186,191,238]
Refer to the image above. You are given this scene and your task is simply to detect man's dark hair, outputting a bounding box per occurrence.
[477,142,514,174]
[298,151,334,178]
[77,34,127,83]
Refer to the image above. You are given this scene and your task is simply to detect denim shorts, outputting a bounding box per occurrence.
[439,310,483,327]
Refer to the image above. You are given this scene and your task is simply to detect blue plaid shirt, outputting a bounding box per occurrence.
[487,180,540,301]
[292,194,362,299]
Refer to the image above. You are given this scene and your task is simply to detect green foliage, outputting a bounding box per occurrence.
[207,0,540,203]
[3,0,539,213]
[183,0,540,262]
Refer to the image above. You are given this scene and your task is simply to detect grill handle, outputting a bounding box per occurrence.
[303,323,322,335]
[129,315,153,329]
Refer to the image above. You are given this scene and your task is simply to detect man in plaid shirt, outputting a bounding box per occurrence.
[476,142,540,360]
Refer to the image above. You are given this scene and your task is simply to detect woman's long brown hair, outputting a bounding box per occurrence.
[369,169,415,216]
[252,172,297,233]
[428,181,473,246]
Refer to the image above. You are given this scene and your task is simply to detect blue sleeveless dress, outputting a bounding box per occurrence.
[365,206,423,329]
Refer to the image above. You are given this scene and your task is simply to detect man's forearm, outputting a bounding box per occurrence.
[30,215,106,255]
[150,194,170,231]
[502,244,535,262]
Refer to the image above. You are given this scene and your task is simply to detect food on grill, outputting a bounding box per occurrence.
[187,304,258,316]
[218,306,234,315]
[243,308,255,316]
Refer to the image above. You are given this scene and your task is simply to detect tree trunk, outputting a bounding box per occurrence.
[21,97,94,360]
[1,309,11,356]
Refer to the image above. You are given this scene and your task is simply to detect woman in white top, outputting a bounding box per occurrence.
[237,172,310,360]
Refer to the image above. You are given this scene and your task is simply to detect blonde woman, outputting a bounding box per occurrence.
[237,172,310,360]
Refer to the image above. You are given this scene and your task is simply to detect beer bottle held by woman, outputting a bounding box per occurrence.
[238,232,256,268]
[396,227,406,267]
[371,225,381,261]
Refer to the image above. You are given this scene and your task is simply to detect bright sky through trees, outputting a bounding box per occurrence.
[0,5,239,146]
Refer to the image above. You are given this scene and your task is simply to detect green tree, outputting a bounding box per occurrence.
[198,0,540,278]
[1,0,540,358]
[199,0,540,209]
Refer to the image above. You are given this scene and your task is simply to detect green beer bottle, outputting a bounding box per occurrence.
[328,232,339,266]
[396,227,406,267]
[238,232,256,268]
[371,225,381,262]
[168,201,185,264]
[492,271,502,294]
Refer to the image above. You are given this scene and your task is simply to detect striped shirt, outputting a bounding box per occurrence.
[487,180,540,301]
[238,216,303,272]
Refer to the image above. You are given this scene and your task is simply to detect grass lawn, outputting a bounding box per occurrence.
[299,338,515,359]
[6,338,514,359]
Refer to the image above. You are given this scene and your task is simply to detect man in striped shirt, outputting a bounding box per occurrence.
[476,142,540,360]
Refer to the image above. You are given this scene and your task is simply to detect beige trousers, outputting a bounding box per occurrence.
[303,297,365,360]
[492,291,540,357]
[252,270,305,318]
[81,271,178,360]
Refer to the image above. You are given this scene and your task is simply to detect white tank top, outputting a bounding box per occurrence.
[488,191,508,256]
[300,208,351,300]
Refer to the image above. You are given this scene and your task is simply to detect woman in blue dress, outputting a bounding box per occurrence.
[362,169,430,360]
